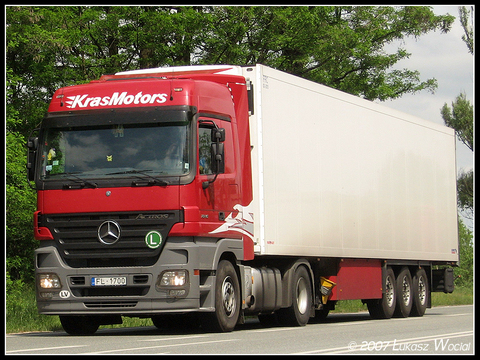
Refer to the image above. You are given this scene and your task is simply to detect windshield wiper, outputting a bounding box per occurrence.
[106,169,169,186]
[106,169,154,175]
[61,173,98,189]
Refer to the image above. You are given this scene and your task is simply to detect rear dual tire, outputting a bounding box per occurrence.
[277,266,312,327]
[258,266,313,328]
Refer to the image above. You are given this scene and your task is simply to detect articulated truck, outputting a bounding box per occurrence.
[28,64,459,335]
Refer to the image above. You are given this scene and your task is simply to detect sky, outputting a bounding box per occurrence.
[380,5,474,174]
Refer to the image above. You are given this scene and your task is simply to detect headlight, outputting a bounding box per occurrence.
[157,270,188,287]
[38,273,61,289]
[156,270,189,297]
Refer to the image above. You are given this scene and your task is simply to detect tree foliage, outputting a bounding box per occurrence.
[6,67,37,282]
[5,6,459,281]
[6,132,37,282]
[440,7,474,220]
[459,6,474,55]
[456,220,474,288]
[456,170,474,221]
[7,6,454,129]
[199,6,452,100]
[441,93,474,152]
[441,93,474,217]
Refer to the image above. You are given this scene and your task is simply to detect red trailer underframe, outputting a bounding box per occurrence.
[328,259,383,301]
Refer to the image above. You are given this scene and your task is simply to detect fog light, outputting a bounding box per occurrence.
[39,273,61,289]
[39,292,55,298]
[169,289,186,297]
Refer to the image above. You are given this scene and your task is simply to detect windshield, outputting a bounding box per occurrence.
[40,122,191,180]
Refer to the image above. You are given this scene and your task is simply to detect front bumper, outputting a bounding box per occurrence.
[35,238,205,316]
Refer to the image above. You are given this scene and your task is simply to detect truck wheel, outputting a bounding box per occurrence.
[394,267,413,318]
[367,267,396,319]
[410,268,429,317]
[59,315,99,335]
[202,260,240,332]
[277,266,312,327]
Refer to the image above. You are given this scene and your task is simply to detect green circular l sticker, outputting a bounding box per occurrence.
[145,231,163,249]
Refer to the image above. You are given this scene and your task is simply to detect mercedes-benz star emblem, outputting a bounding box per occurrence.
[97,220,121,245]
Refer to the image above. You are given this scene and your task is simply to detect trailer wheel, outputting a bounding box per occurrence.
[410,268,429,317]
[277,266,312,327]
[59,315,99,335]
[394,267,413,317]
[202,260,240,332]
[367,267,396,319]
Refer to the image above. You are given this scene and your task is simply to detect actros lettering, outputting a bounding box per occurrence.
[65,91,168,109]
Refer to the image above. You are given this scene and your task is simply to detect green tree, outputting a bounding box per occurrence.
[441,93,474,152]
[459,6,474,55]
[456,170,474,221]
[6,132,37,282]
[7,5,455,118]
[198,6,454,100]
[5,5,458,282]
[441,94,473,220]
[440,6,474,219]
[6,67,37,282]
[456,220,473,288]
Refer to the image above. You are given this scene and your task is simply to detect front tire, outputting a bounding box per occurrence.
[60,315,99,335]
[202,260,240,332]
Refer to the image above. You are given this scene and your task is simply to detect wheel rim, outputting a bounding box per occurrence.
[417,276,426,305]
[222,276,236,317]
[296,277,309,315]
[385,275,395,307]
[401,275,411,306]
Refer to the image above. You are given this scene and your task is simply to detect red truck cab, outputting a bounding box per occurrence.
[30,66,254,334]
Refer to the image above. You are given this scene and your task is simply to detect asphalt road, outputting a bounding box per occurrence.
[6,305,474,355]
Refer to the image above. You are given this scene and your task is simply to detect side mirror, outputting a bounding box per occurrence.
[27,137,38,181]
[202,128,226,189]
[211,128,225,174]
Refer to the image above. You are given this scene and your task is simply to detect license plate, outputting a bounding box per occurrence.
[91,276,127,287]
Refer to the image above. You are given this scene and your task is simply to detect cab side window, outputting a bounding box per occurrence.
[199,125,213,175]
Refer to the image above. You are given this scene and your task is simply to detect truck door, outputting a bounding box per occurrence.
[198,118,239,229]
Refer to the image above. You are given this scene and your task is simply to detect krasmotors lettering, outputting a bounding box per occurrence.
[65,91,168,109]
